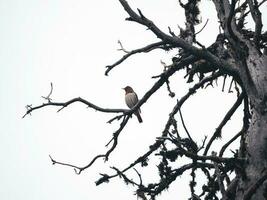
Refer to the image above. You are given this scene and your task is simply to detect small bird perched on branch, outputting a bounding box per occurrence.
[123,86,143,123]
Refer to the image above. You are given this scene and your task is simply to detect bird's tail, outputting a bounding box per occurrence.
[135,112,143,123]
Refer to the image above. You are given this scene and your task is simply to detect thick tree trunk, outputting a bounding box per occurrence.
[236,54,267,200]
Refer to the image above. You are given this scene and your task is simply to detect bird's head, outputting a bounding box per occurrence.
[123,86,134,94]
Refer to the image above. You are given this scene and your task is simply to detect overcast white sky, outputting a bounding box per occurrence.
[1,0,266,200]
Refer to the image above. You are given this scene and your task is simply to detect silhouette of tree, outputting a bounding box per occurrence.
[24,1,267,199]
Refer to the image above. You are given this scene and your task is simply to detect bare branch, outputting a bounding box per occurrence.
[41,82,53,102]
[133,168,143,186]
[219,128,243,157]
[237,0,266,23]
[129,56,200,115]
[96,70,225,186]
[117,40,130,53]
[194,19,209,36]
[111,166,140,186]
[145,162,217,197]
[49,154,106,175]
[96,140,163,185]
[165,79,175,98]
[204,92,244,156]
[23,97,127,118]
[248,0,263,48]
[178,108,194,142]
[24,56,199,176]
[198,135,208,153]
[105,41,166,75]
[178,147,240,164]
[227,0,238,41]
[118,0,238,76]
[48,115,130,173]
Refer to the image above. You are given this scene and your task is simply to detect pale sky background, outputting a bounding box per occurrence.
[0,0,266,200]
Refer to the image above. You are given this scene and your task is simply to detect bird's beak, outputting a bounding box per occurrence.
[122,87,125,90]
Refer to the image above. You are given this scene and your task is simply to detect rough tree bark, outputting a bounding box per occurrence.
[24,0,267,199]
[212,1,267,199]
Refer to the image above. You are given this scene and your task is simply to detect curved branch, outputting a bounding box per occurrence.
[194,19,209,36]
[48,115,130,174]
[178,108,194,142]
[105,41,166,75]
[219,128,243,157]
[49,154,106,174]
[227,0,238,42]
[41,82,53,102]
[204,92,244,156]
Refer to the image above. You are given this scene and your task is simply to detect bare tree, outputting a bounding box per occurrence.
[24,0,267,199]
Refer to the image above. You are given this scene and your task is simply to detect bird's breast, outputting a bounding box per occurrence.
[125,92,138,108]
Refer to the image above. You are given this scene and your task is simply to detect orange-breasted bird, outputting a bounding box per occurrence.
[123,86,143,123]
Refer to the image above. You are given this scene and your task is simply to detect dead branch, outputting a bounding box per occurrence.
[48,116,130,174]
[23,97,127,118]
[118,0,238,76]
[178,108,194,142]
[219,129,243,157]
[41,82,53,102]
[227,0,238,42]
[204,92,244,156]
[105,41,165,75]
[248,0,263,48]
[194,19,209,36]
[117,40,130,53]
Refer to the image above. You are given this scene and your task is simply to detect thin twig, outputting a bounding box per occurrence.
[117,40,130,53]
[194,19,209,36]
[178,108,194,141]
[41,82,53,102]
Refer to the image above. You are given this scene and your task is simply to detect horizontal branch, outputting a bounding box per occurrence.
[178,147,239,164]
[147,162,216,196]
[49,154,106,174]
[25,56,198,175]
[23,97,127,118]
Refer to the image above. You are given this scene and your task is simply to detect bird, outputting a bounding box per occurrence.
[123,86,143,123]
